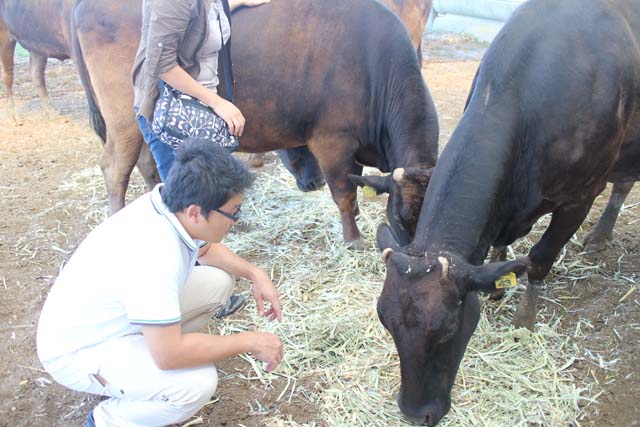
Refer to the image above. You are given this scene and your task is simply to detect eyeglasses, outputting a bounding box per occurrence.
[215,206,242,222]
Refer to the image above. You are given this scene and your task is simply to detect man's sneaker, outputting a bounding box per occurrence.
[85,409,96,427]
[214,294,246,319]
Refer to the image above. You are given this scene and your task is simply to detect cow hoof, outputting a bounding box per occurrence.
[347,238,366,251]
[489,288,506,301]
[512,307,535,331]
[582,232,611,253]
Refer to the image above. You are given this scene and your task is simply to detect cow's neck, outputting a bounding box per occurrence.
[411,104,519,264]
[368,54,438,172]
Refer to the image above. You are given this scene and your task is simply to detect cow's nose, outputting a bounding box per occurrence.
[308,177,325,191]
[398,395,446,426]
[297,177,325,192]
[423,402,445,427]
[424,413,435,427]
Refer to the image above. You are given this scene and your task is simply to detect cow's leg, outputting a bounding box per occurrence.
[28,53,57,118]
[136,140,161,190]
[74,0,147,213]
[582,181,634,253]
[100,126,143,212]
[489,245,507,300]
[513,203,593,330]
[351,162,363,218]
[308,136,362,249]
[0,27,19,124]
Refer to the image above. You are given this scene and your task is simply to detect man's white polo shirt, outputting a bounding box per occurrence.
[37,184,204,364]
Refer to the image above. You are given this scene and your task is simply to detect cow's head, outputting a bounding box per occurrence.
[350,165,433,245]
[376,224,529,426]
[277,147,326,192]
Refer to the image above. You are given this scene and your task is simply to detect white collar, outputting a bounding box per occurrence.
[150,184,202,251]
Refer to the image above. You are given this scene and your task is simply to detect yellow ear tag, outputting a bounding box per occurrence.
[495,272,517,289]
[363,185,378,198]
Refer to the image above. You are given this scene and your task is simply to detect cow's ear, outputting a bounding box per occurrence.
[376,223,401,253]
[464,258,530,293]
[349,174,390,195]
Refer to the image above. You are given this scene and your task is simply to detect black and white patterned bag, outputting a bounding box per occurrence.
[151,83,240,152]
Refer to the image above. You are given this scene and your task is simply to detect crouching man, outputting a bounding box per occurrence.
[37,138,283,426]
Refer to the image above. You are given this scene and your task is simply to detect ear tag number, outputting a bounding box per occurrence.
[363,186,377,198]
[495,272,517,289]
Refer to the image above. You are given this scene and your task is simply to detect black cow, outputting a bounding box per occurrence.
[375,0,640,424]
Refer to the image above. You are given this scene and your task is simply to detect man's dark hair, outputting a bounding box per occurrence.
[162,138,255,214]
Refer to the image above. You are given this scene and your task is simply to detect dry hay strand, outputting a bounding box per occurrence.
[214,164,596,426]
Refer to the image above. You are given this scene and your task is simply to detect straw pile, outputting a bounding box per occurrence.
[219,163,596,427]
[60,161,598,426]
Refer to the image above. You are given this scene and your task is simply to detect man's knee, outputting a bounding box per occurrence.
[216,269,234,296]
[172,366,218,414]
[190,266,235,302]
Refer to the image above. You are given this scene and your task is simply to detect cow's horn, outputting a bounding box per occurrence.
[438,256,449,278]
[381,248,393,262]
[392,168,405,183]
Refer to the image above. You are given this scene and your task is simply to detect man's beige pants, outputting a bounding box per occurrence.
[44,266,235,427]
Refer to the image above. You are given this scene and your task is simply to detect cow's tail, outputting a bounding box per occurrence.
[71,0,106,143]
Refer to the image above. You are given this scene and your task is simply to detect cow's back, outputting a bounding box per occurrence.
[464,0,640,182]
[231,0,420,152]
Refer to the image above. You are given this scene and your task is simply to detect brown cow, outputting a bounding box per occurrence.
[381,0,432,62]
[0,0,74,122]
[0,0,159,187]
[247,0,433,168]
[72,0,440,248]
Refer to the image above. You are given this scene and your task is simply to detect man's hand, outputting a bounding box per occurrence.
[248,331,283,372]
[251,270,282,322]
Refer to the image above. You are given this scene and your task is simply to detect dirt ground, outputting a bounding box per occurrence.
[1,33,639,427]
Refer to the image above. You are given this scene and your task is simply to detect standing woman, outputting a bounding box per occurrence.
[132,0,270,181]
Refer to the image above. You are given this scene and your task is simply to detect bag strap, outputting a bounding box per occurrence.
[217,0,234,102]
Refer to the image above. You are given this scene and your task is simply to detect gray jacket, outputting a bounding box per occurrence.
[132,0,233,120]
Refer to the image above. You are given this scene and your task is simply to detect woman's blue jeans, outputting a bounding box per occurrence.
[135,112,175,182]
